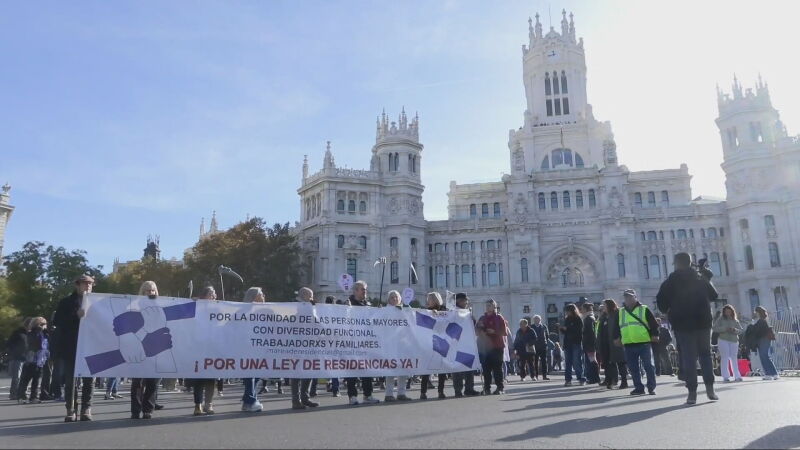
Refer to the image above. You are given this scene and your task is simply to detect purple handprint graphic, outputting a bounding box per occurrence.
[142,327,173,357]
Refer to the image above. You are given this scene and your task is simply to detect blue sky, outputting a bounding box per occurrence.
[3,0,798,271]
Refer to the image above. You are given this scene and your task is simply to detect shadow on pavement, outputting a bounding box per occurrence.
[498,403,698,441]
[743,426,800,449]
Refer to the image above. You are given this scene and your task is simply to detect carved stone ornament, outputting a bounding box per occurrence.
[603,138,618,165]
[546,251,596,287]
[387,197,402,215]
[608,186,626,218]
[513,146,525,172]
[406,198,420,216]
[512,193,528,224]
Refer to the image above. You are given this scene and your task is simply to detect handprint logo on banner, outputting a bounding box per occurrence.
[84,297,196,375]
[415,311,476,371]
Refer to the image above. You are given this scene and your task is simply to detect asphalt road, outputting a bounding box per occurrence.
[1,375,798,449]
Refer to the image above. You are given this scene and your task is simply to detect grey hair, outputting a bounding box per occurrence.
[138,281,159,296]
[426,292,443,307]
[387,290,401,304]
[200,286,216,299]
[353,280,368,291]
[243,287,263,303]
[532,315,542,321]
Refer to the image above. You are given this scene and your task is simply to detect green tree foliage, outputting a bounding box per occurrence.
[3,241,104,319]
[104,257,191,297]
[184,219,303,301]
[0,278,23,347]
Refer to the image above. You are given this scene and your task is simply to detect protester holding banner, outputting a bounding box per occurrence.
[420,292,448,400]
[191,286,219,416]
[383,290,412,402]
[128,281,161,419]
[53,274,96,422]
[452,293,481,397]
[345,281,380,406]
[241,287,265,412]
[291,287,320,410]
[476,299,508,395]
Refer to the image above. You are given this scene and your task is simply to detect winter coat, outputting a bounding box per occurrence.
[582,314,597,352]
[712,316,743,343]
[530,323,549,350]
[513,327,538,357]
[53,291,84,362]
[656,268,718,331]
[597,312,625,364]
[561,315,583,347]
[6,326,28,362]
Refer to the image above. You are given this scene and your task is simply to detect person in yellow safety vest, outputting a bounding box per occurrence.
[612,289,660,396]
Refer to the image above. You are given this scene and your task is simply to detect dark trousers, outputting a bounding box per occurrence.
[291,379,312,404]
[452,371,475,394]
[50,358,64,399]
[482,348,505,391]
[190,379,216,405]
[604,361,628,386]
[17,363,42,400]
[654,346,673,375]
[39,360,53,399]
[535,348,548,378]
[674,328,715,392]
[517,354,535,379]
[131,378,158,415]
[63,357,93,413]
[345,377,373,398]
[584,351,600,383]
[420,374,446,395]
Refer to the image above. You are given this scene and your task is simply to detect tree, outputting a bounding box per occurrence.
[0,278,22,349]
[184,219,304,301]
[104,257,190,298]
[3,241,104,319]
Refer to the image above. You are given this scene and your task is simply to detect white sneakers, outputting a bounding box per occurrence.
[348,396,360,406]
[762,375,779,380]
[241,401,263,412]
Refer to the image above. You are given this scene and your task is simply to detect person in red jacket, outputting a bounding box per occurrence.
[476,299,508,395]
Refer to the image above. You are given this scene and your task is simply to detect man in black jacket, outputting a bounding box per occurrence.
[452,293,481,397]
[581,303,600,384]
[53,275,96,422]
[656,252,719,405]
[345,281,380,406]
[530,315,550,380]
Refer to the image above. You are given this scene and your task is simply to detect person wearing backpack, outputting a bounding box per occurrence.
[752,306,779,380]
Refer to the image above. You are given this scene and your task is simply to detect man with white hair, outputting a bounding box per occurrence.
[345,281,380,405]
[291,288,319,410]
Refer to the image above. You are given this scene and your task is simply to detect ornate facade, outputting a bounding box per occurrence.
[0,183,13,262]
[296,11,800,330]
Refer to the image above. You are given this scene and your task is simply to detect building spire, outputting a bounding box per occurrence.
[535,12,542,38]
[209,210,218,233]
[323,140,335,168]
[568,12,575,41]
[302,154,309,179]
[200,217,205,237]
[561,9,569,36]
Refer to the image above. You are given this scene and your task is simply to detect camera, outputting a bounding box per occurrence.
[694,258,713,281]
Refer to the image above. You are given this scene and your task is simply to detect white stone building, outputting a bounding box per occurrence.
[296,11,800,331]
[0,183,14,263]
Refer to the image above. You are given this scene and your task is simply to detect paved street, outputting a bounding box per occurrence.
[1,375,798,449]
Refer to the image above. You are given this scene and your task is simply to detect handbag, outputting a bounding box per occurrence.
[767,326,776,341]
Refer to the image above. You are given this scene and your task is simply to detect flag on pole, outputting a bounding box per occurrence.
[445,290,456,310]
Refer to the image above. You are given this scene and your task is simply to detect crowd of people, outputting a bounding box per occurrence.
[5,252,783,421]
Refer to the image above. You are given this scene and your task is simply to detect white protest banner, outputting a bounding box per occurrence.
[74,293,480,379]
[337,274,354,293]
[401,287,415,305]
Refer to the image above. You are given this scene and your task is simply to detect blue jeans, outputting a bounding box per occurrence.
[757,338,778,376]
[624,343,656,392]
[564,344,584,382]
[242,378,258,405]
[330,377,339,393]
[105,377,118,394]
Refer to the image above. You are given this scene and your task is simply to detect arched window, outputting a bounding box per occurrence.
[487,240,496,250]
[498,240,502,251]
[661,191,670,206]
[647,191,656,207]
[359,201,367,213]
[488,263,499,286]
[481,264,487,286]
[521,258,529,283]
[643,256,650,279]
[576,190,583,208]
[745,245,755,270]
[305,199,311,220]
[774,286,789,312]
[551,192,559,209]
[359,236,367,249]
[434,243,443,253]
[748,288,760,310]
[435,266,445,289]
[707,227,717,238]
[394,153,400,172]
[650,255,661,280]
[563,191,571,209]
[481,203,489,217]
[480,241,485,251]
[462,264,472,287]
[765,215,776,228]
[348,200,356,213]
[617,253,626,278]
[471,264,477,287]
[634,193,642,207]
[640,232,646,241]
[709,252,721,277]
[659,231,664,240]
[552,71,560,95]
[769,242,781,267]
[347,258,357,280]
[469,204,477,217]
[588,189,596,207]
[677,229,687,239]
[493,202,501,217]
[337,199,345,213]
[390,261,399,284]
[561,71,568,94]
[388,153,395,171]
[563,149,573,166]
[541,155,550,169]
[575,153,584,168]
[647,231,657,241]
[689,229,694,239]
[499,263,504,285]
[544,72,551,95]
[337,235,345,248]
[390,237,398,248]
[553,149,564,166]
[538,193,546,210]
[461,241,470,251]
[739,218,749,230]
